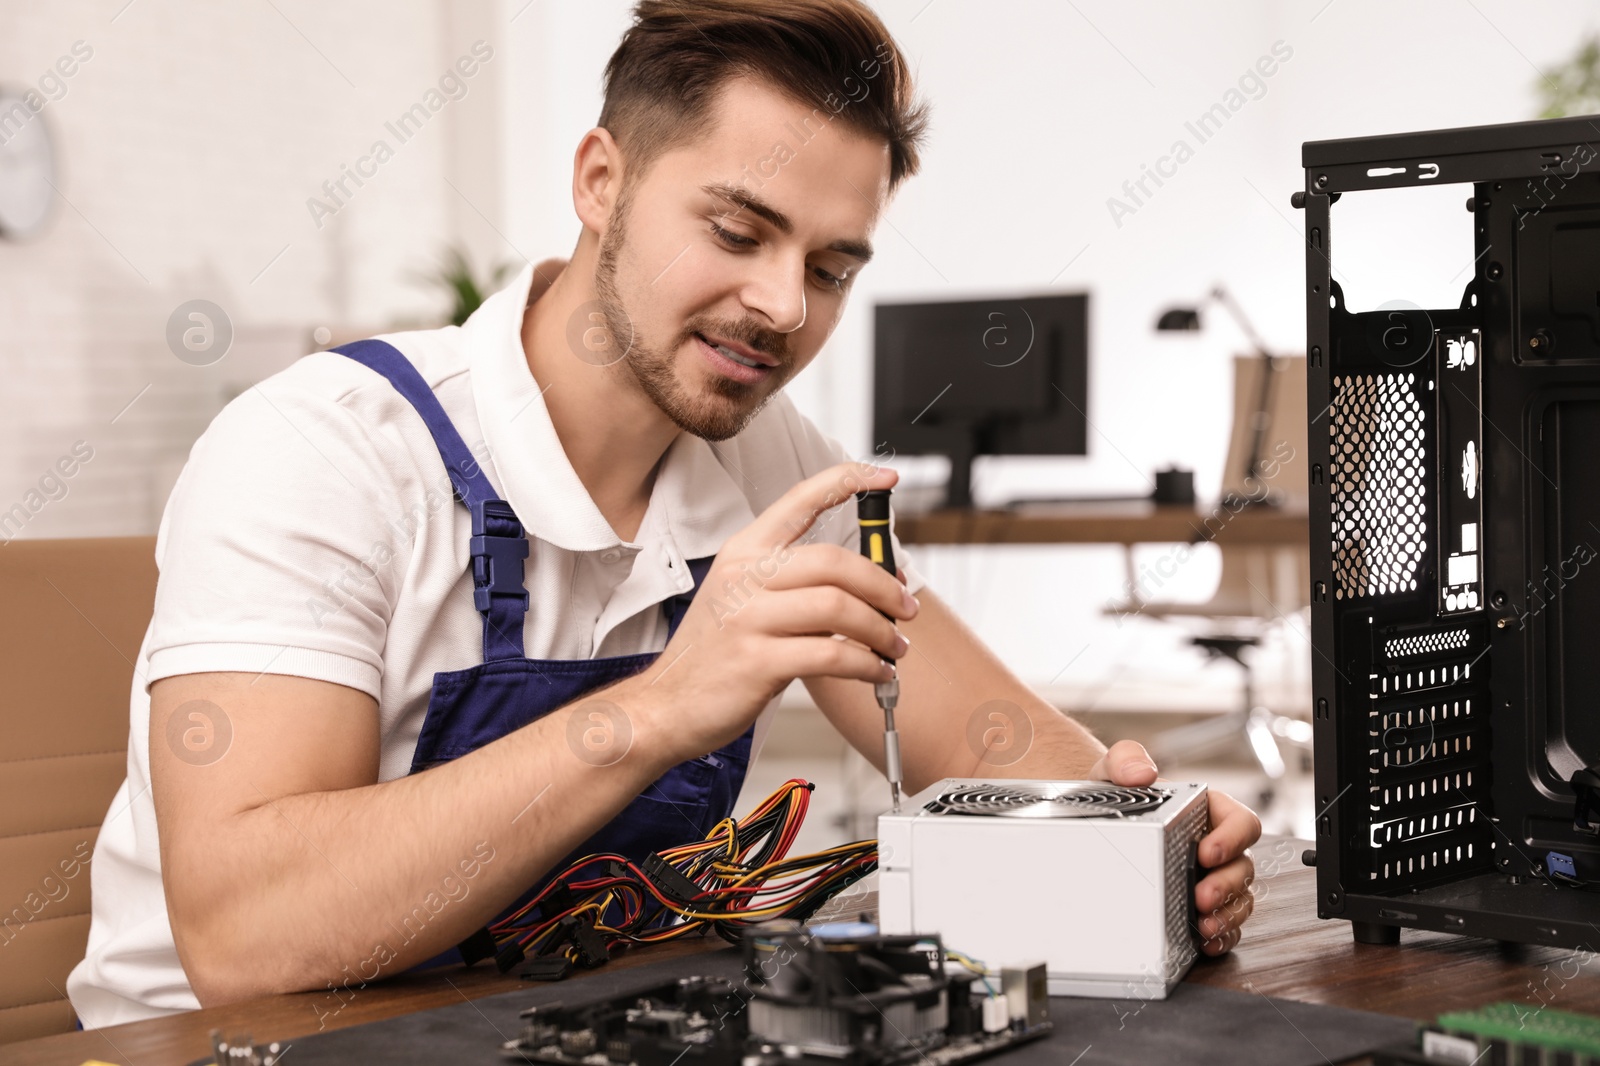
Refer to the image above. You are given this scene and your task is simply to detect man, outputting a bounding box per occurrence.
[68,0,1259,1028]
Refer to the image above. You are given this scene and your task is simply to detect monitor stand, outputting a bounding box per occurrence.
[939,425,983,510]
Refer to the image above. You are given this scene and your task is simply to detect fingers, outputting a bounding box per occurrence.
[752,543,917,622]
[783,635,899,685]
[742,462,898,556]
[1189,790,1261,957]
[742,587,909,662]
[1196,854,1254,916]
[1200,923,1244,956]
[1195,854,1255,955]
[1080,762,1257,956]
[1199,789,1264,868]
[1088,740,1158,785]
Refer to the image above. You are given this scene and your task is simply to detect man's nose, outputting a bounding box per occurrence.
[742,254,808,335]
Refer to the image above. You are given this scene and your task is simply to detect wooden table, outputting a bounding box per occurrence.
[5,836,1594,1066]
[894,501,1309,546]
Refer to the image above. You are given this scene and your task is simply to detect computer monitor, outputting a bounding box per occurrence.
[872,294,1089,509]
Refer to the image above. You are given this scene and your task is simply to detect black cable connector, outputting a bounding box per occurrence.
[566,914,611,968]
[540,881,575,920]
[457,926,498,967]
[536,913,610,968]
[643,853,703,905]
[494,939,527,973]
[518,956,573,981]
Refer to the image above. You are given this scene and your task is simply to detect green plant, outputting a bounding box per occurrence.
[415,246,516,327]
[1537,36,1600,119]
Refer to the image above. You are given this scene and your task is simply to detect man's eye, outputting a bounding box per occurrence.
[710,222,756,248]
[812,266,848,291]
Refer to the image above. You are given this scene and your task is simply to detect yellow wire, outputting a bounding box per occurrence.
[503,782,871,942]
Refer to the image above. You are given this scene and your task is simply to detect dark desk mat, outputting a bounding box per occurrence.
[281,948,1416,1066]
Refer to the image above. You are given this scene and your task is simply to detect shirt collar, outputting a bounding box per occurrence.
[464,261,755,560]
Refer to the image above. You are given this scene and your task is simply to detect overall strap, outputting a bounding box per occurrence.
[662,557,715,640]
[333,339,529,662]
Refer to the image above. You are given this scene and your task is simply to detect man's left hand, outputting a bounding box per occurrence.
[1086,740,1262,957]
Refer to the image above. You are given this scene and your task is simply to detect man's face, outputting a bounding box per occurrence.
[592,75,892,442]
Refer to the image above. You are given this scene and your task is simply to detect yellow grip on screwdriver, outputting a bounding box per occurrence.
[856,499,894,578]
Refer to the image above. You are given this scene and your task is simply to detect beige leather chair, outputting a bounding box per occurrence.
[0,537,156,1044]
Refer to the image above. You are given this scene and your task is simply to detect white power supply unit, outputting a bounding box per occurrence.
[877,779,1209,1000]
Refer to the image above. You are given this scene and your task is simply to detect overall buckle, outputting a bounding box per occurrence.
[469,499,530,614]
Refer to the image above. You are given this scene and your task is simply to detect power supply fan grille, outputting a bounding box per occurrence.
[1329,372,1429,600]
[924,782,1173,818]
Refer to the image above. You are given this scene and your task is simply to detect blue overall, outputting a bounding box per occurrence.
[333,339,756,970]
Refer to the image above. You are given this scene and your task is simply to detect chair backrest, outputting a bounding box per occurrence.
[1204,354,1311,621]
[1110,355,1311,623]
[0,537,156,1044]
[1198,542,1313,619]
[1221,354,1308,510]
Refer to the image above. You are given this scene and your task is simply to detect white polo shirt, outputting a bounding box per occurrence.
[66,260,925,1028]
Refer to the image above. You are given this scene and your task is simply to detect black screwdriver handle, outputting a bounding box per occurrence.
[855,488,897,582]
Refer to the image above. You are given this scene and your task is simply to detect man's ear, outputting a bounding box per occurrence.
[572,126,626,236]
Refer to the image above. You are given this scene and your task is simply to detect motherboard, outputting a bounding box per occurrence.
[501,924,1051,1066]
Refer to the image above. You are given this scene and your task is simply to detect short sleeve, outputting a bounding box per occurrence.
[144,367,413,699]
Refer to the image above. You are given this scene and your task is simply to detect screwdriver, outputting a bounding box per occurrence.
[855,488,903,813]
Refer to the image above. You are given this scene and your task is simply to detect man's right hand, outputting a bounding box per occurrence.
[623,461,917,765]
[148,461,913,1005]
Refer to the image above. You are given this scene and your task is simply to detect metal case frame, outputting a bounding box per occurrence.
[1303,114,1600,946]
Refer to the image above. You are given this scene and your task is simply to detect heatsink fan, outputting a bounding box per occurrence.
[879,779,1209,999]
[499,924,1051,1066]
[924,782,1174,819]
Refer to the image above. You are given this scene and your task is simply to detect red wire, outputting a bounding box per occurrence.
[484,780,864,953]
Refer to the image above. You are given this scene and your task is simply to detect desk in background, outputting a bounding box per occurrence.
[5,837,1593,1066]
[894,501,1310,613]
[893,501,1309,547]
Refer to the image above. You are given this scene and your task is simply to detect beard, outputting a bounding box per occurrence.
[592,184,798,442]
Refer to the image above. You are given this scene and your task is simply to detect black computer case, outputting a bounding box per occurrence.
[1302,114,1600,946]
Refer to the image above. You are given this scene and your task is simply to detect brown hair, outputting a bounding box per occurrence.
[599,0,930,191]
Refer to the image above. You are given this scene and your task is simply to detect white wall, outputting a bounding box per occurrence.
[3,0,1594,703]
[0,0,503,535]
[831,0,1592,699]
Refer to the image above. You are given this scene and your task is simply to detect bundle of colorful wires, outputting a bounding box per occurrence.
[479,779,877,972]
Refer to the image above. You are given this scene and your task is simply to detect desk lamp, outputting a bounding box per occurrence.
[1156,286,1281,509]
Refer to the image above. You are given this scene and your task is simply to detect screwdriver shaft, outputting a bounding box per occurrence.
[878,682,902,812]
[858,489,905,814]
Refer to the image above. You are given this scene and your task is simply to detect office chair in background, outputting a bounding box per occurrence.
[1106,353,1313,810]
[0,538,156,1042]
